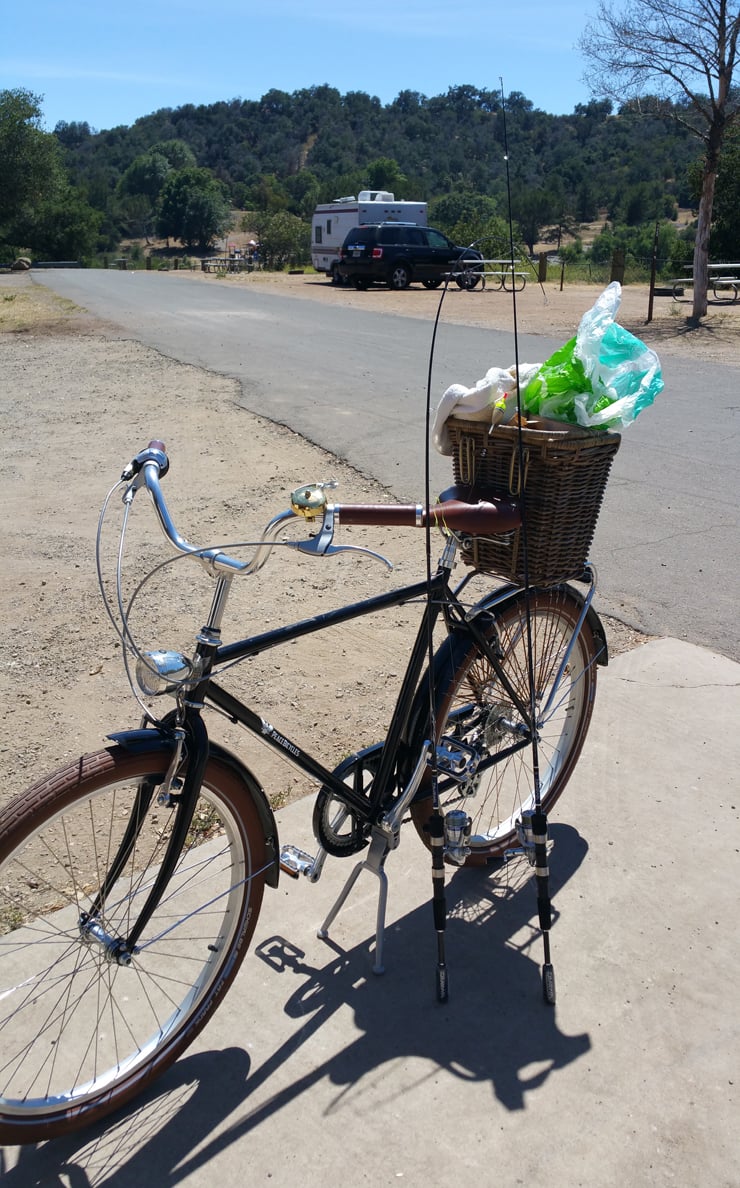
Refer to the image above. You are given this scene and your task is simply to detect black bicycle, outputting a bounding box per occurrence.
[0,440,607,1144]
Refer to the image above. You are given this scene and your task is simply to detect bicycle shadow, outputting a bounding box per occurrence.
[1,824,590,1187]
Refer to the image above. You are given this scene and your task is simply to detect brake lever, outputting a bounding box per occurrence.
[295,540,394,570]
[284,504,393,570]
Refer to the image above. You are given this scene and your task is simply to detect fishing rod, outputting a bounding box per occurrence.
[418,84,557,1005]
[499,79,556,1004]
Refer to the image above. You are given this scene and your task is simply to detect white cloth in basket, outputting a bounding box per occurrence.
[432,363,540,456]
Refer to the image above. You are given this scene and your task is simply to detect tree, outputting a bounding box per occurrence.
[244,173,290,212]
[0,89,64,251]
[150,139,196,171]
[284,169,321,218]
[14,184,102,260]
[429,190,504,247]
[157,167,230,250]
[117,142,197,241]
[579,1,740,321]
[53,120,94,149]
[249,210,310,269]
[706,126,740,256]
[512,187,558,254]
[118,151,171,240]
[590,218,682,269]
[612,180,676,225]
[363,157,407,193]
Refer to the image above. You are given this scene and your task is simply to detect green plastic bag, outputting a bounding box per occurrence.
[521,282,664,429]
[518,336,586,422]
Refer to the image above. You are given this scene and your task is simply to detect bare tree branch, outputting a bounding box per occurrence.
[579,0,740,319]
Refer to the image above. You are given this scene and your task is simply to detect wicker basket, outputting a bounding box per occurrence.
[447,417,621,585]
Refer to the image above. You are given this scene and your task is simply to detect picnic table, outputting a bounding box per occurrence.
[201,257,254,274]
[451,259,528,291]
[667,262,740,302]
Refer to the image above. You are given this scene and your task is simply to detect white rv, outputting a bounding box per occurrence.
[311,190,428,282]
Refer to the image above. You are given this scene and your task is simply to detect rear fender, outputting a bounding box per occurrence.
[108,728,280,887]
[470,583,609,667]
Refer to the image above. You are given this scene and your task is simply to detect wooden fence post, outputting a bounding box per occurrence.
[646,222,659,324]
[610,249,626,284]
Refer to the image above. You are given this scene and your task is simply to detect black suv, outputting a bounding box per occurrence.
[337,223,483,290]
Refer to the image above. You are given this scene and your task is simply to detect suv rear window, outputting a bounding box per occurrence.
[346,227,374,246]
[377,226,425,246]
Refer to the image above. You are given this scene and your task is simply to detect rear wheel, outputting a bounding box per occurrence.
[388,263,411,290]
[0,745,269,1144]
[353,277,369,290]
[410,588,598,862]
[422,278,443,290]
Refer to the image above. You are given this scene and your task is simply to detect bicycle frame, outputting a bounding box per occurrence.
[100,549,532,957]
[194,558,535,826]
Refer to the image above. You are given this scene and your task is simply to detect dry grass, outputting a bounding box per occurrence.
[0,276,81,333]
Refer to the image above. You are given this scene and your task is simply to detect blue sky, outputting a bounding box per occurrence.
[3,1,602,133]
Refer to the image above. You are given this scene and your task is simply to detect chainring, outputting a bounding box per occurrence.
[312,745,383,857]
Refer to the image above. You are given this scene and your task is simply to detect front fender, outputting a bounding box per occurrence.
[108,727,280,888]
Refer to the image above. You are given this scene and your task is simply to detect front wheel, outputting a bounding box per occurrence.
[0,745,269,1144]
[410,588,598,862]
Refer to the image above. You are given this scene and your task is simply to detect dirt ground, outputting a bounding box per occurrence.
[1,269,737,816]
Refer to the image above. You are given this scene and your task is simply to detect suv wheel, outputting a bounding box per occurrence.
[353,277,369,290]
[422,279,443,290]
[388,263,411,290]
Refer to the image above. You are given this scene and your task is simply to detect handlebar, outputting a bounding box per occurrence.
[121,442,521,578]
[332,494,520,535]
[122,440,295,577]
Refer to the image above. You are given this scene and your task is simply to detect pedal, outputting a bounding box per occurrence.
[435,736,479,782]
[279,844,317,879]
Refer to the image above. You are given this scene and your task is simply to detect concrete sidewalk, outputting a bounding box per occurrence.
[3,638,739,1187]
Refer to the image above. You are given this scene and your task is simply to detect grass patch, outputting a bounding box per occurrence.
[0,902,26,935]
[185,800,225,847]
[0,278,80,333]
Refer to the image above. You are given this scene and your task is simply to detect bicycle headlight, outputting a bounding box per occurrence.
[135,650,194,696]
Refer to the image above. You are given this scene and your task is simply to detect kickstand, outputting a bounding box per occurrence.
[317,824,395,975]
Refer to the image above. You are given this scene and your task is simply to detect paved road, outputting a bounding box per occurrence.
[36,269,740,659]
